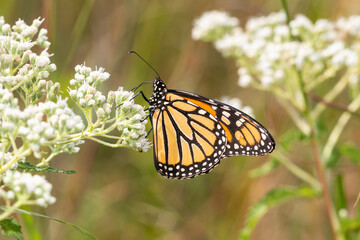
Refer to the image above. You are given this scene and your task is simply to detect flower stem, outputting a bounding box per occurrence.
[312,70,349,119]
[306,67,339,91]
[322,94,360,161]
[311,137,343,240]
[281,1,343,239]
[277,98,310,135]
[273,149,320,189]
[88,136,126,148]
[0,148,32,174]
[0,197,28,221]
[37,151,62,167]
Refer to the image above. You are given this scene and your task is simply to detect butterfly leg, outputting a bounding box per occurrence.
[145,127,153,138]
[142,111,153,137]
[130,81,153,92]
[141,115,149,122]
[141,110,153,122]
[135,91,149,102]
[129,90,149,102]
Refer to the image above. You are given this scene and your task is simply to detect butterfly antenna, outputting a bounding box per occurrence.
[128,51,161,79]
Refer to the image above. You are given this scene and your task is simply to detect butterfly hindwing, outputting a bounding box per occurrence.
[167,90,275,158]
[211,100,275,157]
[152,93,227,179]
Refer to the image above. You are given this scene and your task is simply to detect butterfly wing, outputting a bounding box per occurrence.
[167,89,275,158]
[152,92,227,179]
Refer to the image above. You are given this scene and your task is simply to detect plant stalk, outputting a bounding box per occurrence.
[281,0,343,239]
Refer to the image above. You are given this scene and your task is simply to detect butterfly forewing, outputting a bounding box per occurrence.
[152,93,227,179]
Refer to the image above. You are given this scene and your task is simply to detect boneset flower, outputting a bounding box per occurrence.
[2,170,56,207]
[194,11,360,92]
[192,11,239,41]
[0,16,154,231]
[68,64,151,152]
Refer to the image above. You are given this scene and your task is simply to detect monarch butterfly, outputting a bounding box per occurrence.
[130,51,275,179]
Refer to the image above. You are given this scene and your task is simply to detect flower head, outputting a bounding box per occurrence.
[192,11,239,41]
[3,170,56,207]
[194,10,360,92]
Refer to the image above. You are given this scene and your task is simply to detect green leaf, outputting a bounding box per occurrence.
[238,186,319,240]
[20,206,42,240]
[325,146,340,168]
[278,129,306,152]
[340,216,360,233]
[249,158,280,178]
[335,174,347,210]
[0,217,24,240]
[339,144,360,164]
[0,208,98,240]
[16,162,76,174]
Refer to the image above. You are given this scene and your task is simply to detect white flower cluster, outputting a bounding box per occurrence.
[113,88,151,152]
[0,17,84,163]
[0,16,152,219]
[0,83,84,157]
[0,152,22,169]
[0,82,18,110]
[193,11,360,89]
[192,11,239,41]
[39,98,84,134]
[220,96,254,117]
[69,64,111,117]
[68,65,151,152]
[0,16,55,97]
[1,170,56,207]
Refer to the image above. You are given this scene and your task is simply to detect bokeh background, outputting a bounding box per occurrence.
[1,0,360,239]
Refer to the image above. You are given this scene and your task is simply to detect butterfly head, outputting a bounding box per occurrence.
[149,78,168,111]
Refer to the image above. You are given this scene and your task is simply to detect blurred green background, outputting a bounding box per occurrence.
[1,0,360,239]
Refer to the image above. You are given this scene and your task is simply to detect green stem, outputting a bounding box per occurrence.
[10,73,32,92]
[281,1,343,239]
[322,94,360,162]
[36,151,62,167]
[0,148,32,174]
[306,67,339,91]
[0,197,28,221]
[46,118,125,146]
[20,206,43,240]
[277,98,310,135]
[310,138,343,240]
[99,134,123,140]
[312,70,350,119]
[87,136,126,148]
[9,136,17,153]
[281,0,294,40]
[354,192,360,208]
[273,149,320,189]
[84,109,93,127]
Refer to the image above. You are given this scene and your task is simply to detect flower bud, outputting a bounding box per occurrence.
[96,108,105,118]
[107,91,115,104]
[1,24,10,33]
[0,54,12,69]
[32,18,44,28]
[36,55,50,68]
[46,63,57,72]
